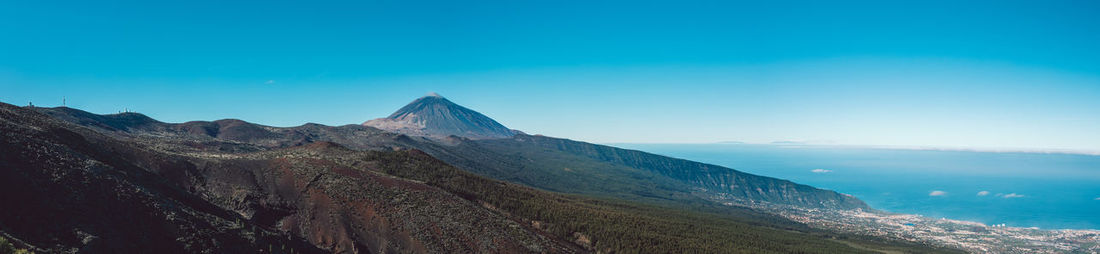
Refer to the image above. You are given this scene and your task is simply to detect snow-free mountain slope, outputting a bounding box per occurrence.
[363,94,515,139]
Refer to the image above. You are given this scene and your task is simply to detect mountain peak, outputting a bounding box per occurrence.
[364,95,516,139]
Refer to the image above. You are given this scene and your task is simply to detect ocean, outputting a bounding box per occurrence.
[612,143,1100,230]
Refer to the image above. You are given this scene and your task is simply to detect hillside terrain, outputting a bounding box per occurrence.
[419,134,868,210]
[4,103,575,253]
[36,96,868,211]
[0,101,960,253]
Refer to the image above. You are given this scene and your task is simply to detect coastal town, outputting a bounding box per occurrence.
[742,200,1100,253]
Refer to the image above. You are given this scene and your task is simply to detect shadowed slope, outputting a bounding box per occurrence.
[0,104,326,254]
[4,104,573,253]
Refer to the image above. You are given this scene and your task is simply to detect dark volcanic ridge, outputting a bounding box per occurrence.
[2,103,578,253]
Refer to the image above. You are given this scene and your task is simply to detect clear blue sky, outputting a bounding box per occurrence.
[2,0,1099,152]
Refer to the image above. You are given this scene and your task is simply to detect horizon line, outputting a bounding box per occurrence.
[603,142,1100,156]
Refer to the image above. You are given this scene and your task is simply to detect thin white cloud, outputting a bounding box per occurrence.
[1002,193,1025,198]
[811,168,832,173]
[1095,197,1100,201]
[265,80,275,84]
[977,191,990,196]
[929,190,947,196]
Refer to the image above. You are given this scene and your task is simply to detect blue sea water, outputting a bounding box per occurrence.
[613,144,1100,230]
